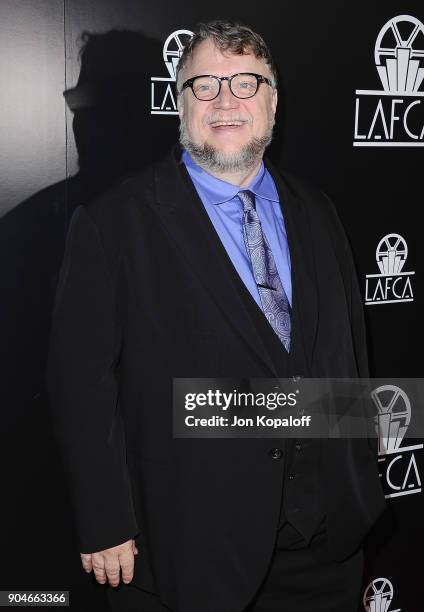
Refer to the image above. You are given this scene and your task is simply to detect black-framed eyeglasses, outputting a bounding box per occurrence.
[179,72,274,101]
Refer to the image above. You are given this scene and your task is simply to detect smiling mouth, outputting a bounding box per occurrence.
[210,120,246,130]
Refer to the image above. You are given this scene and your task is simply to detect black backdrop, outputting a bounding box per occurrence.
[1,1,423,610]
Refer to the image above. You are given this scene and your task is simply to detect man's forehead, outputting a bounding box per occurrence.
[185,39,267,75]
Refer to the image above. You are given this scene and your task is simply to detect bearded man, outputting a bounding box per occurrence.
[46,19,386,612]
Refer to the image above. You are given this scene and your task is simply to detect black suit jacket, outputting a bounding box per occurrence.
[46,144,387,612]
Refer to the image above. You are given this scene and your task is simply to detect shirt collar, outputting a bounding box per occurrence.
[182,148,279,205]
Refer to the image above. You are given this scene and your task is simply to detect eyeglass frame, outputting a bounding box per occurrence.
[179,72,275,101]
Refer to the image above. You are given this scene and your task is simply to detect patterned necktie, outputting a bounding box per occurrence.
[238,189,291,352]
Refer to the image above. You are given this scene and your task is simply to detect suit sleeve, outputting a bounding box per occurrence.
[320,191,378,457]
[319,190,369,377]
[45,205,139,553]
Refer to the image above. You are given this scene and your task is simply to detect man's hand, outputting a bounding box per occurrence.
[80,538,139,587]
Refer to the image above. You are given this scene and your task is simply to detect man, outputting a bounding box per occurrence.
[46,20,387,612]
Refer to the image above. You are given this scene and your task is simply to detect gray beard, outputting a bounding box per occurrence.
[179,117,274,174]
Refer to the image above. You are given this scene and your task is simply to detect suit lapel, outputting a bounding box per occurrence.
[265,157,319,373]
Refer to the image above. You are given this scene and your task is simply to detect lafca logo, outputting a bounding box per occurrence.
[363,577,401,611]
[365,234,414,305]
[372,385,422,499]
[354,15,424,146]
[150,29,193,115]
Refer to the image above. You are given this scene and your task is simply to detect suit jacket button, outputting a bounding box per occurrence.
[269,447,282,460]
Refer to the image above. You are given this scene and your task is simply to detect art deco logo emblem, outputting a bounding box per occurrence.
[354,15,424,146]
[372,385,422,499]
[363,577,401,611]
[372,385,411,454]
[150,29,193,115]
[365,234,414,305]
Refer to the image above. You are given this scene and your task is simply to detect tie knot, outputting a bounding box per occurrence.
[238,190,256,213]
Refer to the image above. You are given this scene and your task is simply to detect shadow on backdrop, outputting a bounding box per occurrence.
[0,29,180,609]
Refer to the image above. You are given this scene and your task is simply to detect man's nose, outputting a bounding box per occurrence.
[213,80,239,109]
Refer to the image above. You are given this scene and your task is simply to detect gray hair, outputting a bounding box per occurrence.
[175,19,278,92]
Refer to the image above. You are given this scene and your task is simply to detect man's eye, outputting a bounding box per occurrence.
[240,81,255,89]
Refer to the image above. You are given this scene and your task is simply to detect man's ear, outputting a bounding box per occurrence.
[271,87,278,115]
[177,92,184,119]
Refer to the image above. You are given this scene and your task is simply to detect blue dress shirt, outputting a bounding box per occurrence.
[182,149,292,310]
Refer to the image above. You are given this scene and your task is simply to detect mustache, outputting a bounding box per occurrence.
[203,113,253,125]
